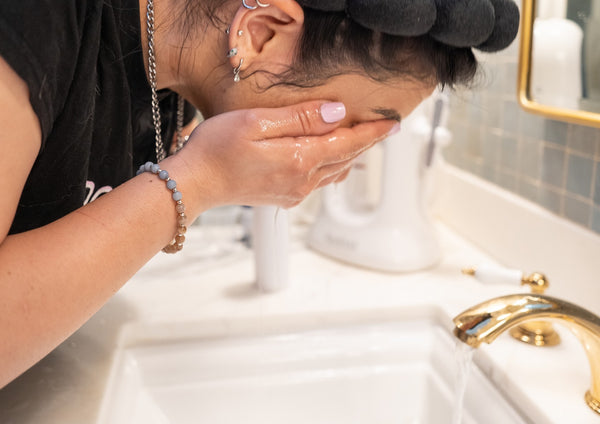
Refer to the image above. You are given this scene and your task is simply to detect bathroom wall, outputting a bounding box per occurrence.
[444,26,600,236]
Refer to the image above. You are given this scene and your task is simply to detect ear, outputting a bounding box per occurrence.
[226,0,304,78]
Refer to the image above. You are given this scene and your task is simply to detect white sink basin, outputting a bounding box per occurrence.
[98,317,529,424]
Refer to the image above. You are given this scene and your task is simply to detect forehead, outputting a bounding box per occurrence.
[317,74,435,124]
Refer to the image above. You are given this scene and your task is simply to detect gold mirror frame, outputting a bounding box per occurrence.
[518,0,600,128]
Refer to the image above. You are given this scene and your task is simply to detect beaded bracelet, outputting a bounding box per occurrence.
[137,162,187,254]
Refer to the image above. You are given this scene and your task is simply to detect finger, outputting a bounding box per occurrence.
[306,119,398,167]
[317,168,351,189]
[314,158,355,187]
[242,101,347,140]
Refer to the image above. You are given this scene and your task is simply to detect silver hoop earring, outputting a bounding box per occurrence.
[242,0,257,10]
[233,58,244,83]
[255,0,270,7]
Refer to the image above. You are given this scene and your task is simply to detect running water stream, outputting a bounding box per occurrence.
[452,341,475,424]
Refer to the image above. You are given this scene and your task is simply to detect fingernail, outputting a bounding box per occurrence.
[388,122,402,136]
[321,102,346,123]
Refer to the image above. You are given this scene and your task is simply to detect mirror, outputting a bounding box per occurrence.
[518,0,600,127]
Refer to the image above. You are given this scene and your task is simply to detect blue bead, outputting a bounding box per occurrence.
[172,191,183,202]
[166,180,177,190]
[159,170,169,180]
[151,164,160,174]
[144,161,154,172]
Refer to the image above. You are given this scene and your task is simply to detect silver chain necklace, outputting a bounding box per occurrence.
[146,0,184,163]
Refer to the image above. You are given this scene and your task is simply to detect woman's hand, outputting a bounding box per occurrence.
[178,100,398,210]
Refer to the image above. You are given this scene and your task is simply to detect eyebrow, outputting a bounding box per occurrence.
[371,107,402,122]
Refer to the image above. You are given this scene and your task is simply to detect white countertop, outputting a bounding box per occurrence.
[0,222,598,423]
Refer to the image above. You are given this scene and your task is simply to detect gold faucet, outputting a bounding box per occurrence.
[510,272,561,346]
[461,268,561,346]
[453,294,600,415]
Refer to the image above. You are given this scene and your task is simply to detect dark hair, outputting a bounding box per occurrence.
[177,1,478,89]
[286,8,477,89]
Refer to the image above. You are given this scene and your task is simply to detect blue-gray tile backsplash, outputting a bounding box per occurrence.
[445,40,600,235]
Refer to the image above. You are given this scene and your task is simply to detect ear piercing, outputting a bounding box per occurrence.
[226,26,243,57]
[228,0,270,82]
[242,0,270,10]
[226,31,242,81]
[242,0,257,9]
[233,58,244,83]
[227,48,244,83]
[225,27,244,37]
[226,28,243,58]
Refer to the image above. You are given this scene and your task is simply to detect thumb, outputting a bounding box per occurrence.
[242,101,346,140]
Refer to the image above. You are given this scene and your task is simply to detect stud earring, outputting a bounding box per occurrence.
[237,30,244,37]
[233,58,244,83]
[226,47,238,58]
[225,26,231,34]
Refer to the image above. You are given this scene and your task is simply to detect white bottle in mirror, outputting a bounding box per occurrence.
[531,4,583,110]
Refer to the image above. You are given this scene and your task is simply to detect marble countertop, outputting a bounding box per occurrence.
[0,223,597,423]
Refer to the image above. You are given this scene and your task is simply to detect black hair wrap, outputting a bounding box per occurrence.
[296,0,520,52]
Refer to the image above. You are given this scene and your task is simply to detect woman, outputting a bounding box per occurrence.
[0,0,518,387]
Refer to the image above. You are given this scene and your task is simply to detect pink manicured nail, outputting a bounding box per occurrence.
[388,122,402,135]
[321,102,346,123]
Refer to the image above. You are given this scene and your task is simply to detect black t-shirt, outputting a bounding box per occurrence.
[0,0,194,234]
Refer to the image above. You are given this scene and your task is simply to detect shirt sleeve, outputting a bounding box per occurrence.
[0,0,90,146]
